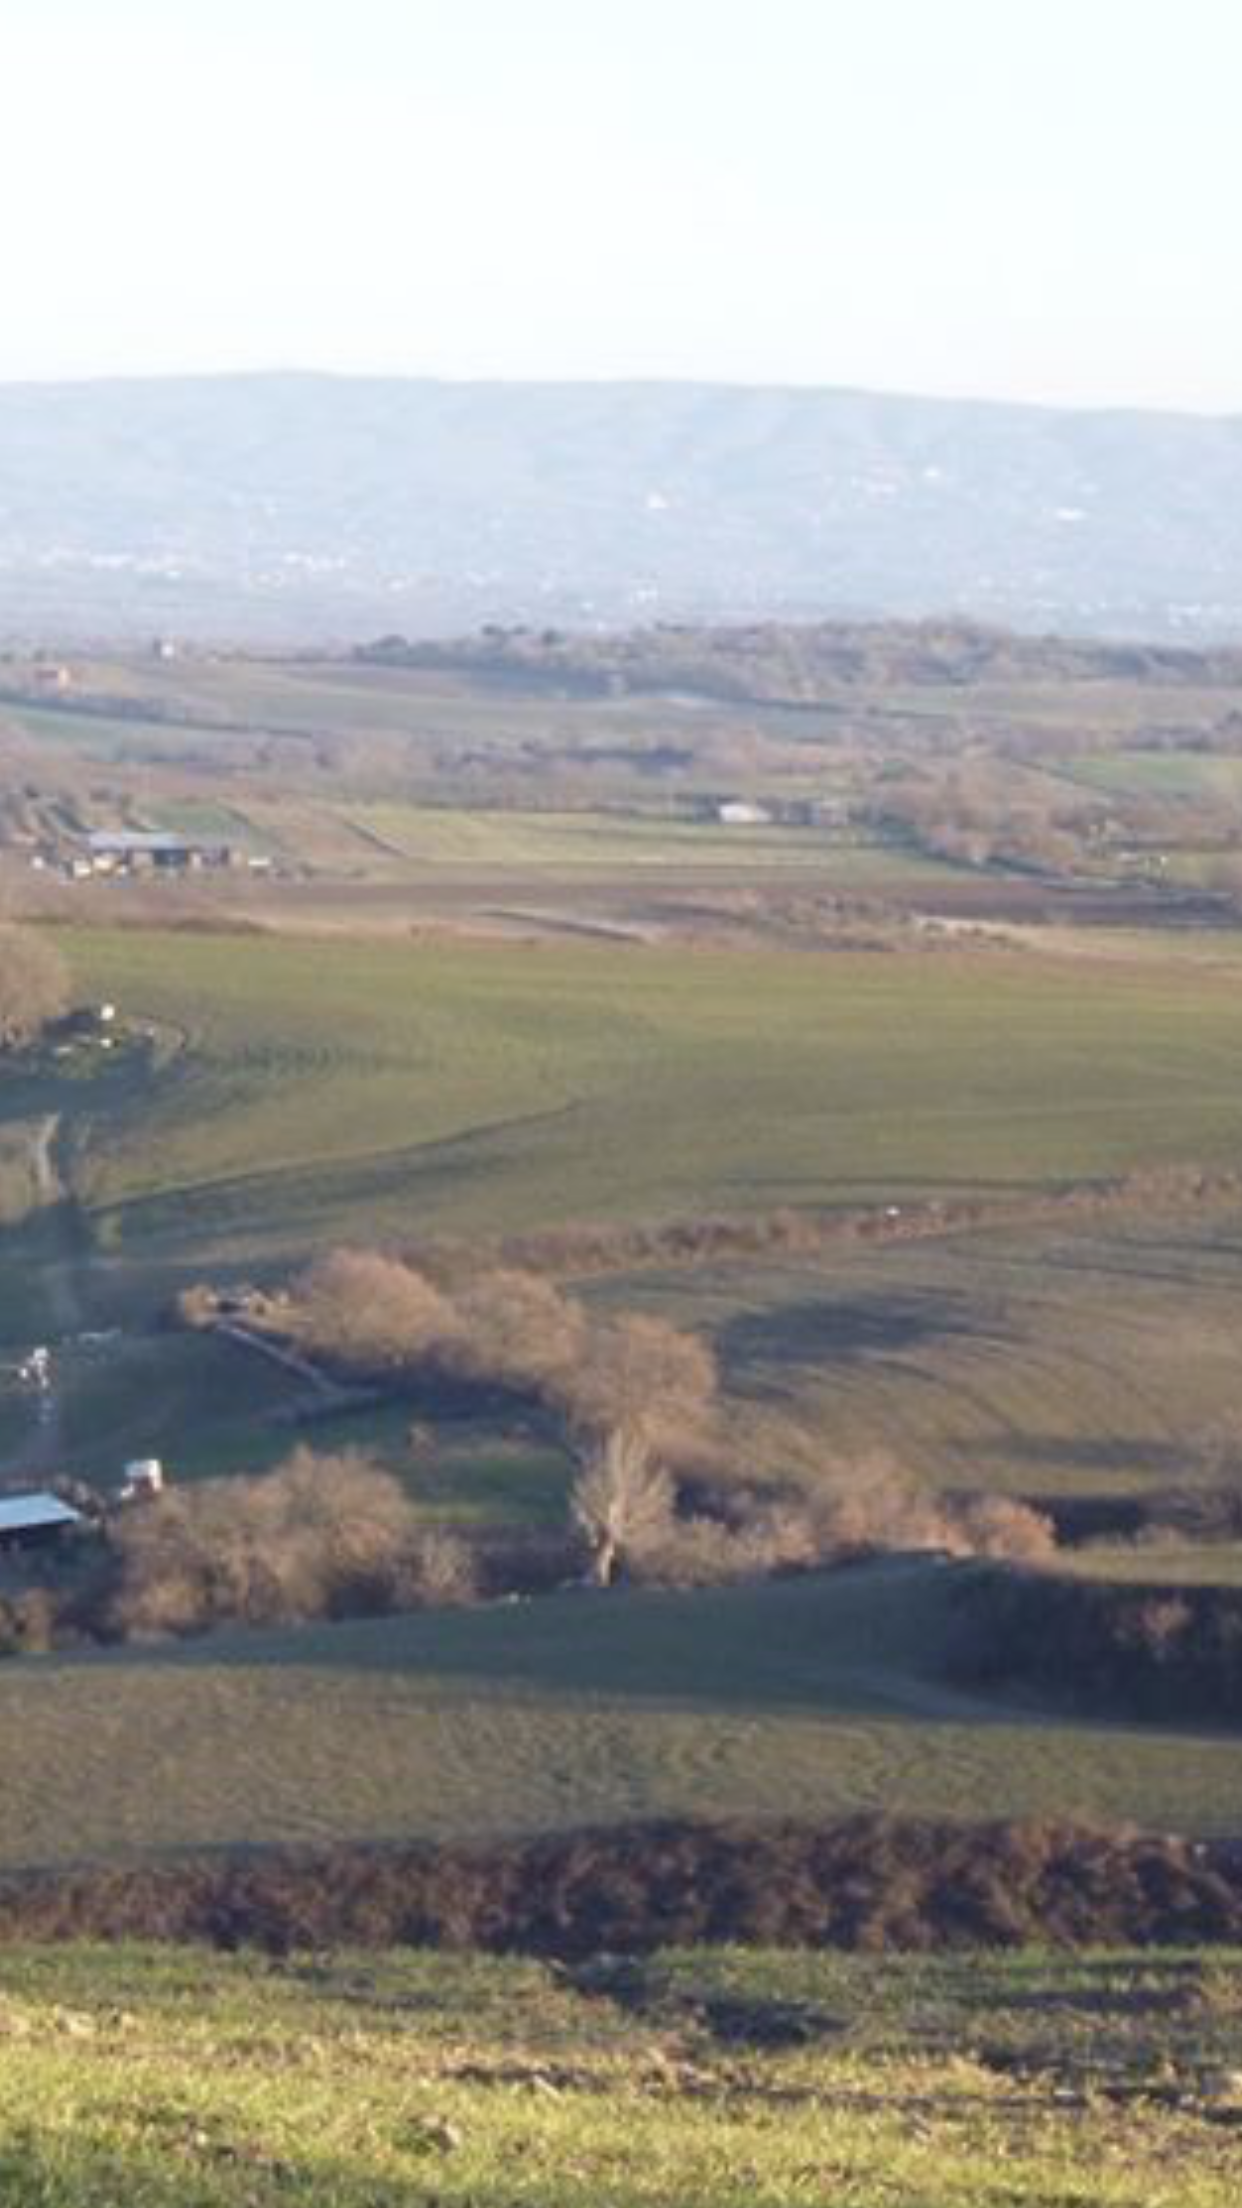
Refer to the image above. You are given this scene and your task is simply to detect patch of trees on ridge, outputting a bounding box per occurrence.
[358,617,1242,705]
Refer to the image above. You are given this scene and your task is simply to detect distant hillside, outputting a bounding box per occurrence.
[2,373,1242,643]
[366,614,1242,699]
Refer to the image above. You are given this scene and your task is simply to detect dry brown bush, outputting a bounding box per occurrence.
[0,1586,60,1657]
[445,1269,586,1393]
[171,1282,220,1330]
[93,1448,474,1641]
[952,1495,1058,1563]
[291,1250,462,1376]
[5,1813,1242,1956]
[620,1457,1056,1590]
[556,1313,717,1460]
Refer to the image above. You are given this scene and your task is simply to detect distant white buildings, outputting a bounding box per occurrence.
[716,798,773,827]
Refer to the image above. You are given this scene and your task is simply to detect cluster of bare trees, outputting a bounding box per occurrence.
[0,1256,1057,1658]
[24,1450,475,1648]
[276,1249,1054,1589]
[286,1249,719,1585]
[1,1450,476,1652]
[0,925,69,1051]
[874,769,1095,877]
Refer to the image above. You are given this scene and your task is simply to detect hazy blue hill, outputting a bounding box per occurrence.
[2,373,1241,641]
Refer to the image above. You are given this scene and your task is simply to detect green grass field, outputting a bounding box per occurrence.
[1062,753,1242,802]
[620,1207,1242,1505]
[1,1940,1239,2206]
[49,928,1242,1274]
[6,1564,1242,1869]
[21,1201,1242,1549]
[5,921,1242,1515]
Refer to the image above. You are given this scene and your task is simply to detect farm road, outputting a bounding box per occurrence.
[2,1112,89,1476]
[29,1114,83,1334]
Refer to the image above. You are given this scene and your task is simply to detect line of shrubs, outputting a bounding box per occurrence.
[950,1564,1242,1722]
[401,1162,1242,1283]
[1,1816,1239,1955]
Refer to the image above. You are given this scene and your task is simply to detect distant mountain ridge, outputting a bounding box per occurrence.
[1,373,1241,644]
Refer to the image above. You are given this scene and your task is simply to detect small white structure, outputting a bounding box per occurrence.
[120,1458,165,1502]
[717,799,773,827]
[19,1346,51,1390]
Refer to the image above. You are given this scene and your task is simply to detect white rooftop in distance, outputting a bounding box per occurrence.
[0,1492,83,1534]
[86,831,199,855]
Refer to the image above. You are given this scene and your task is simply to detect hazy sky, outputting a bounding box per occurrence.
[3,0,1240,411]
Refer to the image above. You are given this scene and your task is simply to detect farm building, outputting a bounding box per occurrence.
[83,830,240,874]
[0,1492,85,1552]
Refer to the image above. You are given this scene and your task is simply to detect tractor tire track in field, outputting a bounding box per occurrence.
[29,1114,84,1334]
[3,1114,91,1478]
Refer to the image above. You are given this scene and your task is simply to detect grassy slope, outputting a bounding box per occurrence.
[622,1209,1242,1503]
[8,922,1242,1502]
[0,1942,1240,2205]
[56,929,1242,1268]
[7,1565,1242,1868]
[19,1187,1242,1521]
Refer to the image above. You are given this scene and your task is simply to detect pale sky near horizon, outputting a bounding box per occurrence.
[2,0,1240,412]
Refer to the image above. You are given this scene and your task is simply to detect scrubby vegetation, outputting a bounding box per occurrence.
[0,1815,1241,1954]
[254,1251,1056,1588]
[953,1565,1242,1723]
[0,1452,474,1652]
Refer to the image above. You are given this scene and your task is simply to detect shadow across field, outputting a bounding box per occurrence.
[958,1434,1175,1478]
[67,1561,1022,1726]
[717,1286,1000,1373]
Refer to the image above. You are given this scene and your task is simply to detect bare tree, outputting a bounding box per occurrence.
[0,926,69,1051]
[560,1315,718,1584]
[571,1433,676,1587]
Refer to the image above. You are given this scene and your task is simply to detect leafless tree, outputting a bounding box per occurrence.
[571,1433,676,1587]
[560,1314,718,1584]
